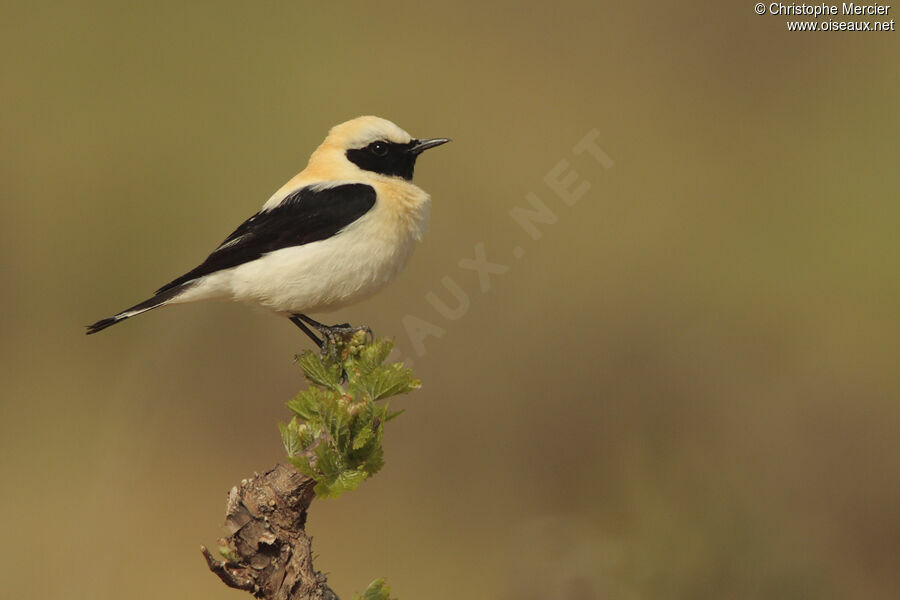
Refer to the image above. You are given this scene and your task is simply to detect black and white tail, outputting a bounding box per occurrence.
[85,286,185,334]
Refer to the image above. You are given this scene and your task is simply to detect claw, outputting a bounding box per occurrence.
[292,315,373,374]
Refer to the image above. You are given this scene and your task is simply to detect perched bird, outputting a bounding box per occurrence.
[86,116,449,348]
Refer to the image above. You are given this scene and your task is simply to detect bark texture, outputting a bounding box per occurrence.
[201,463,339,600]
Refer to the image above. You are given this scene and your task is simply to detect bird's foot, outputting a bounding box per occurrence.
[289,314,373,362]
[317,324,373,360]
[313,323,373,385]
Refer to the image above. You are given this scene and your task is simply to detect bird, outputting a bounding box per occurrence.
[86,116,449,349]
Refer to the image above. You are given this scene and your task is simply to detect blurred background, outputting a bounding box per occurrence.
[1,2,898,598]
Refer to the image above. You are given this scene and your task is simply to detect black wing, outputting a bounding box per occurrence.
[156,183,376,293]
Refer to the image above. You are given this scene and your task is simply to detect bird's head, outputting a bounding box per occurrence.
[308,116,449,182]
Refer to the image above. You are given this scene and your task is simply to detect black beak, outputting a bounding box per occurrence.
[408,138,451,155]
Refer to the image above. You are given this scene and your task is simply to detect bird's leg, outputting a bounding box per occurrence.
[296,315,373,355]
[289,314,324,349]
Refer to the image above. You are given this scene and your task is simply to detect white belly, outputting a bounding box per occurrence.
[175,200,426,315]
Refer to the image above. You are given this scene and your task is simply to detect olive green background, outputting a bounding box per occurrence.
[2,2,897,599]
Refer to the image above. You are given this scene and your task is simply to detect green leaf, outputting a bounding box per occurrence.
[217,544,237,562]
[320,400,351,450]
[287,455,318,479]
[296,350,343,390]
[315,468,367,499]
[384,408,405,422]
[286,386,339,419]
[354,338,395,376]
[335,468,367,493]
[357,578,394,600]
[316,442,343,479]
[352,422,374,450]
[362,444,384,477]
[279,419,304,457]
[353,365,420,402]
[283,335,418,499]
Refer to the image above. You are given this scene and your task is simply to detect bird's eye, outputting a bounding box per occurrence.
[369,142,389,157]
